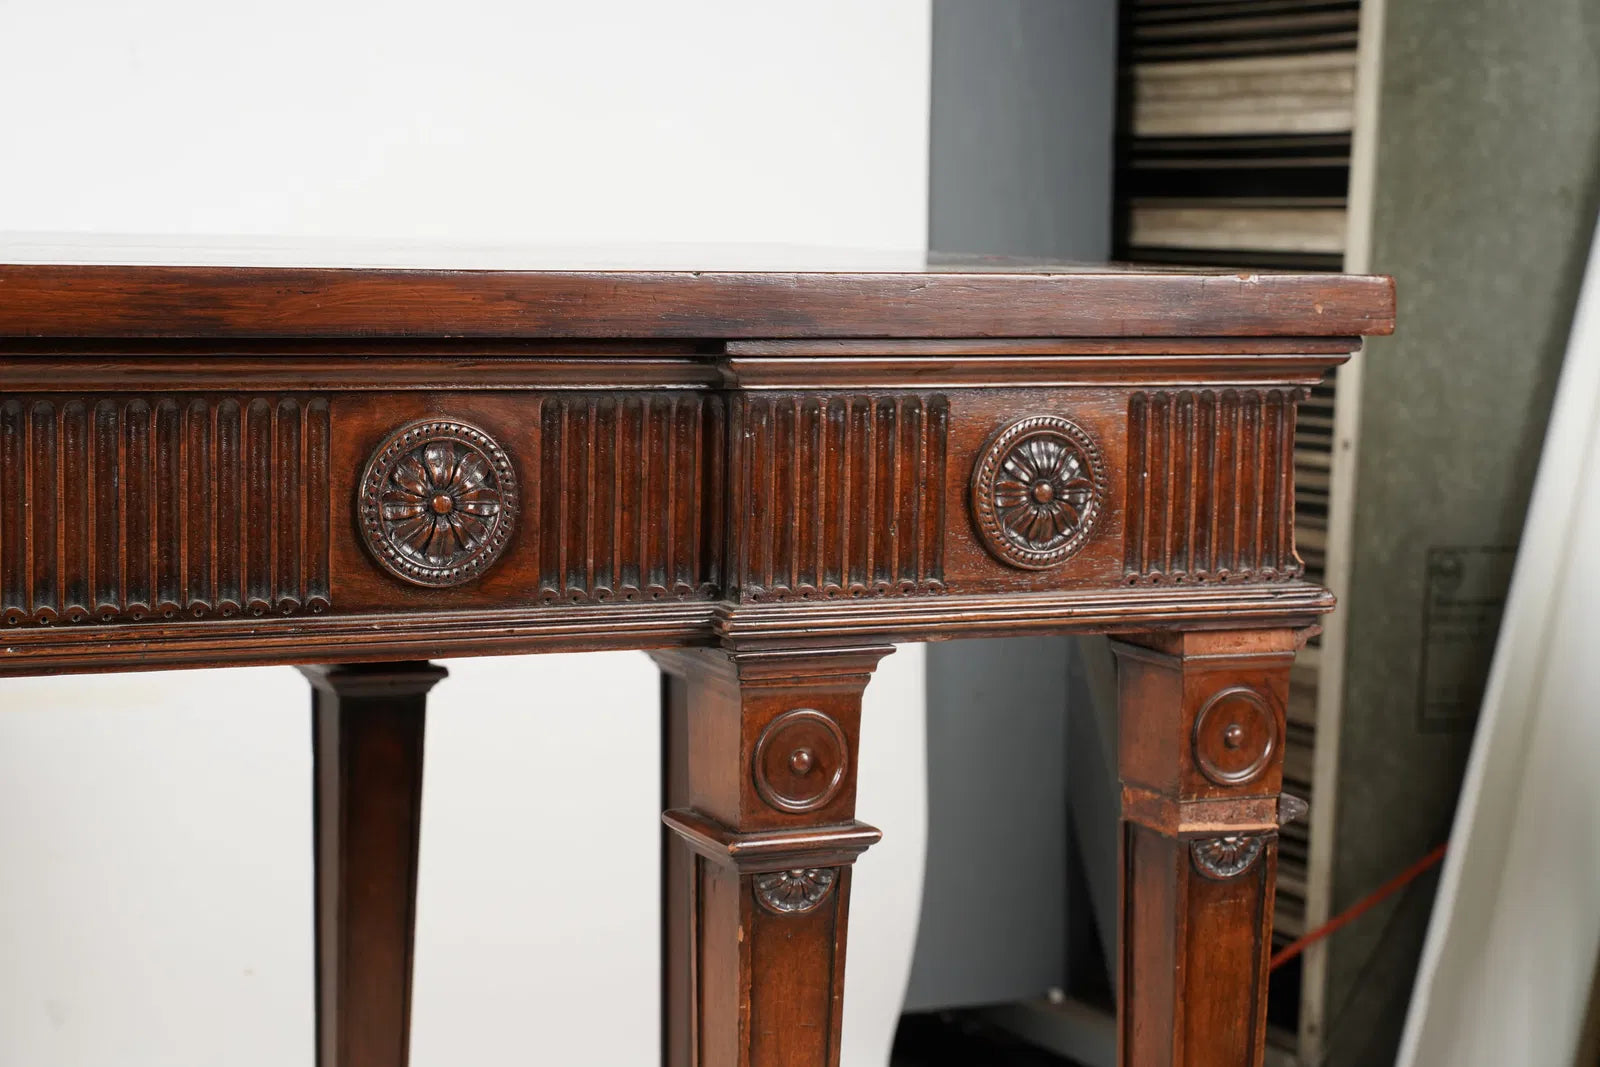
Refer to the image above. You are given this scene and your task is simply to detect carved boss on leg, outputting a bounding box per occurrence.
[655,645,890,1067]
[1113,629,1298,1067]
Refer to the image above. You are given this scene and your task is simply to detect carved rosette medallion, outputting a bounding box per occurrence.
[1191,834,1267,880]
[359,420,519,588]
[1192,685,1278,787]
[970,415,1107,569]
[753,708,848,814]
[753,868,837,914]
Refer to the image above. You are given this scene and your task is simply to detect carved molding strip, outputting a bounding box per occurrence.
[971,414,1107,570]
[738,394,948,602]
[1,396,330,626]
[753,867,837,914]
[360,420,518,588]
[1191,834,1267,880]
[1124,389,1303,585]
[536,394,723,604]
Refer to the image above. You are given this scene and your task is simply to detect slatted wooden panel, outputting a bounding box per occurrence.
[0,395,331,625]
[734,393,949,603]
[533,393,723,604]
[1124,388,1304,585]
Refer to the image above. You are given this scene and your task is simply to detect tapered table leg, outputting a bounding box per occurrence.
[1112,629,1298,1067]
[661,669,695,1067]
[655,645,891,1067]
[301,662,447,1067]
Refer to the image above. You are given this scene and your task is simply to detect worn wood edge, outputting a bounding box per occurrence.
[1120,786,1280,836]
[714,582,1336,643]
[0,338,719,356]
[0,603,717,676]
[724,337,1364,357]
[0,266,1397,339]
[721,352,1349,388]
[1105,640,1301,672]
[0,585,1334,676]
[1,351,1350,392]
[0,357,726,391]
[0,336,1362,358]
[651,644,893,684]
[662,808,882,872]
[298,661,450,696]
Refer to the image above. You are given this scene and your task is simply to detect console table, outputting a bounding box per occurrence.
[0,255,1393,1067]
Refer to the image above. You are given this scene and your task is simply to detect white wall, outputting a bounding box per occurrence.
[0,4,932,1065]
[1397,221,1600,1067]
[0,2,928,251]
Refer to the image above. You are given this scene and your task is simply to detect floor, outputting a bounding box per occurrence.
[890,1012,1085,1067]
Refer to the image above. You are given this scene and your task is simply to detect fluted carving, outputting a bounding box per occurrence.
[0,395,330,625]
[736,394,948,602]
[533,393,723,603]
[1124,389,1303,584]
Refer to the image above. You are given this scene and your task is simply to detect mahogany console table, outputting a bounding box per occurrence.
[0,255,1393,1067]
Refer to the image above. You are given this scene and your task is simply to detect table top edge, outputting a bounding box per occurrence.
[0,264,1396,340]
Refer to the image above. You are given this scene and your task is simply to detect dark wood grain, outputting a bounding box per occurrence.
[0,584,1337,675]
[731,393,949,602]
[302,662,444,1067]
[1,376,1346,663]
[0,262,1396,1067]
[0,264,1395,339]
[1125,388,1303,584]
[0,394,331,625]
[662,671,695,1067]
[1113,629,1296,1067]
[654,645,889,1067]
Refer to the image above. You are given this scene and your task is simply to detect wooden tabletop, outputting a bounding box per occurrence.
[0,237,1394,340]
[0,235,1396,1067]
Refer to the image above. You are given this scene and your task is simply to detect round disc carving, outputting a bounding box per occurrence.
[753,708,848,814]
[1193,685,1278,786]
[970,415,1107,569]
[359,420,519,588]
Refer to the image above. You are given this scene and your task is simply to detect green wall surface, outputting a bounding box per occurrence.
[1327,1,1600,1062]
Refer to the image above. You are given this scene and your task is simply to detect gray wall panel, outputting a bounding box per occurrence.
[910,0,1117,1012]
[1326,0,1600,1061]
[929,0,1115,259]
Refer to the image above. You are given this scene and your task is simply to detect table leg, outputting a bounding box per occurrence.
[1112,629,1298,1067]
[655,645,891,1067]
[301,662,447,1067]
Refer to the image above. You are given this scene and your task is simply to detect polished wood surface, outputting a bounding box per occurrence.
[0,260,1393,339]
[1114,630,1298,1067]
[655,646,889,1067]
[302,662,443,1067]
[0,260,1393,1066]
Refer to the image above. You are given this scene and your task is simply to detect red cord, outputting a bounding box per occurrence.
[1269,842,1449,972]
